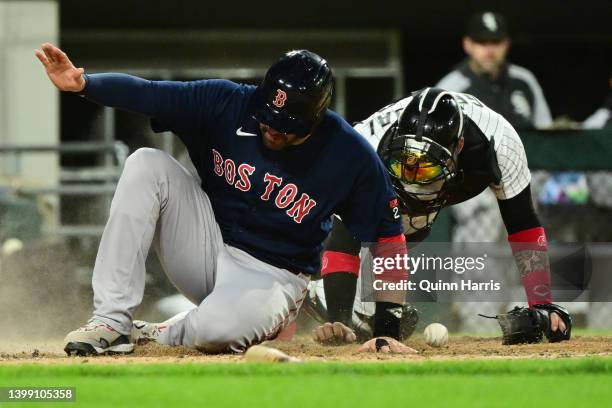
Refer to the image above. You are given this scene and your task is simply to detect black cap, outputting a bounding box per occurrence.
[466,11,509,42]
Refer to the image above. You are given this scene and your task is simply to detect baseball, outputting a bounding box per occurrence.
[424,323,449,347]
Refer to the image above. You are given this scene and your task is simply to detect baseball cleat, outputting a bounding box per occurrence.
[64,319,134,356]
[131,320,168,345]
[132,310,190,345]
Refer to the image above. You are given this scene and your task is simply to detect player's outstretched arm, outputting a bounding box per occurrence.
[35,43,85,92]
[315,217,361,346]
[35,43,231,139]
[35,42,158,116]
[497,185,569,336]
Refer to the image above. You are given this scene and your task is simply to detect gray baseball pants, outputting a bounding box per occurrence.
[91,148,309,352]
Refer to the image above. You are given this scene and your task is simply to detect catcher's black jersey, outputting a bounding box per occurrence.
[353,91,531,238]
[436,59,552,130]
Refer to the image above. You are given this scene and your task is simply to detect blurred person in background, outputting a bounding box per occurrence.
[437,11,552,130]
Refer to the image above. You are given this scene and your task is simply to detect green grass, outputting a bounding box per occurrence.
[572,328,612,336]
[1,357,611,407]
[450,328,612,338]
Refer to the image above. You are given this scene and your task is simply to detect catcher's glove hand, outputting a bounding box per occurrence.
[479,304,572,345]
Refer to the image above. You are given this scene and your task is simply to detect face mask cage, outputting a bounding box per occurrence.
[403,212,441,234]
[382,131,460,216]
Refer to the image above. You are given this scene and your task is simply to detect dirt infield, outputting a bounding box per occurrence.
[1,335,611,365]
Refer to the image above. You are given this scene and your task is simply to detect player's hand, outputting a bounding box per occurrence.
[550,311,567,333]
[312,322,357,345]
[35,43,85,92]
[358,337,417,354]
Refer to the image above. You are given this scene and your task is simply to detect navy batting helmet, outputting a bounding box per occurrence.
[253,50,333,136]
[378,87,465,216]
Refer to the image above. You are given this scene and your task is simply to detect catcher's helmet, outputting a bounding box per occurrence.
[253,50,333,136]
[378,87,464,217]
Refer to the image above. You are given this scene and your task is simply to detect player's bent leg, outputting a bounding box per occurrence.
[66,148,222,356]
[162,246,309,353]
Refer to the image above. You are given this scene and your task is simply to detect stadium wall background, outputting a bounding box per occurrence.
[59,0,612,121]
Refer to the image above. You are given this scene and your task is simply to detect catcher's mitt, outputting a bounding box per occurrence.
[399,304,420,341]
[479,304,572,345]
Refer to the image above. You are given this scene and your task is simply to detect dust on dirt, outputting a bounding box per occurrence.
[1,335,611,365]
[1,242,94,342]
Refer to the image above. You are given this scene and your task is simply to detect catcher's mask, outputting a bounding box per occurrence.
[378,88,464,218]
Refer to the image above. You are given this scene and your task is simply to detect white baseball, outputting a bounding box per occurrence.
[424,323,449,347]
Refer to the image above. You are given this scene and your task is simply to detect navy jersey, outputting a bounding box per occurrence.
[82,74,402,274]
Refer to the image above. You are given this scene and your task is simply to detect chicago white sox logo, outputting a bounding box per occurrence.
[273,89,287,108]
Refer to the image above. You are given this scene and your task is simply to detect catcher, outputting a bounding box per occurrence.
[310,87,572,352]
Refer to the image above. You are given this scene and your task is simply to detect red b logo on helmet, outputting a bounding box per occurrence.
[273,89,287,108]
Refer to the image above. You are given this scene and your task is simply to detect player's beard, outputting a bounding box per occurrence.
[470,55,505,79]
[262,132,293,150]
[260,125,309,151]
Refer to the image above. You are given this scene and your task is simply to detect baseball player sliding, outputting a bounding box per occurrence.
[36,44,409,355]
[312,88,572,349]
